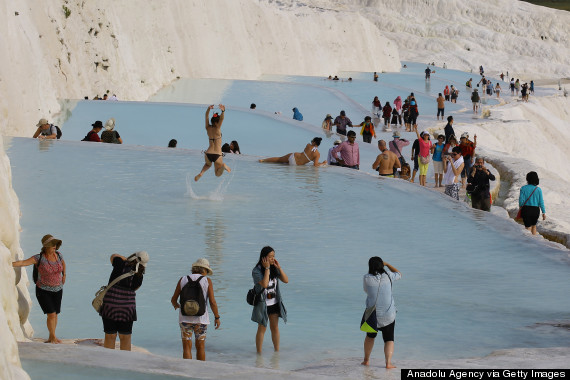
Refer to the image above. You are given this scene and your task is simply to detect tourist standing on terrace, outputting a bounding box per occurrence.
[432,135,445,187]
[436,93,445,120]
[495,82,501,98]
[408,98,419,132]
[361,256,401,369]
[372,97,382,120]
[414,127,433,187]
[393,96,403,126]
[100,251,148,351]
[467,157,495,212]
[195,105,231,181]
[382,102,392,127]
[322,114,333,131]
[330,130,360,169]
[372,140,400,177]
[471,89,480,114]
[443,147,464,200]
[12,235,66,344]
[171,258,220,361]
[333,110,353,136]
[252,246,288,353]
[519,171,546,235]
[459,132,476,188]
[444,116,455,144]
[359,116,376,143]
[388,131,410,168]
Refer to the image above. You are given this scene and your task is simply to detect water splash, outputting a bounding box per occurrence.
[185,156,237,201]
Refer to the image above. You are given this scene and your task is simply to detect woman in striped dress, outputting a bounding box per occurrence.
[100,251,148,351]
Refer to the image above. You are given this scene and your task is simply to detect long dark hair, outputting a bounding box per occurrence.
[368,256,385,276]
[256,245,278,279]
[210,113,220,126]
[230,140,241,154]
[126,253,146,277]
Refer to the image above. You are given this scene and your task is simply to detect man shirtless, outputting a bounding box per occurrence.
[195,105,231,181]
[372,140,400,177]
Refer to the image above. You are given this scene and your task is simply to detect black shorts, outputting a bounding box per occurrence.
[413,156,419,171]
[336,129,347,136]
[521,205,540,228]
[266,304,281,316]
[103,318,134,335]
[437,108,444,116]
[35,287,63,314]
[409,115,417,124]
[362,134,372,143]
[366,320,395,342]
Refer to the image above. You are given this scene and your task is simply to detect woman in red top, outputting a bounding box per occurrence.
[414,127,434,186]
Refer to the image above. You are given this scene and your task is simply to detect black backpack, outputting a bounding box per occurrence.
[33,251,62,284]
[179,276,206,316]
[82,131,95,141]
[53,125,62,139]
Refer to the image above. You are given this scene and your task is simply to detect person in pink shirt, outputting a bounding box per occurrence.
[331,131,360,169]
[393,96,403,126]
[413,126,434,186]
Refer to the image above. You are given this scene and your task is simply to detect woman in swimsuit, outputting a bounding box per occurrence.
[195,105,231,181]
[258,137,327,166]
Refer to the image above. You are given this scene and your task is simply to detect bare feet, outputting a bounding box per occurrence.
[225,164,231,173]
[361,360,369,366]
[45,337,62,344]
[386,363,397,369]
[258,159,264,163]
[194,173,202,182]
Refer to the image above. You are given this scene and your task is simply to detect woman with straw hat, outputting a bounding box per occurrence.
[13,234,66,343]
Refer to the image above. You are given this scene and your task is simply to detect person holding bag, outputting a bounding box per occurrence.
[251,246,288,353]
[361,257,401,369]
[518,171,546,235]
[100,251,148,351]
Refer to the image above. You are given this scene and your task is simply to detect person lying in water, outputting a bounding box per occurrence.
[195,105,232,181]
[259,137,327,166]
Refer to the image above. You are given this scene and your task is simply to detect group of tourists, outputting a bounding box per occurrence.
[12,233,403,369]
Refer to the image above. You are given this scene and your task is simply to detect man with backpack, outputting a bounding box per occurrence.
[82,120,104,142]
[33,118,61,140]
[171,258,220,361]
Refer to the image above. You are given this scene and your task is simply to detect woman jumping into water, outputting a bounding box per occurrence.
[258,137,327,166]
[195,105,231,181]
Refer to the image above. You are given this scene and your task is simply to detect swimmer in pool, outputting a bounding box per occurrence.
[195,105,231,181]
[258,137,327,166]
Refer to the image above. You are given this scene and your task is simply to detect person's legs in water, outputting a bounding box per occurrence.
[411,156,419,183]
[104,333,117,349]
[195,154,213,181]
[118,333,131,351]
[384,341,396,369]
[182,339,192,359]
[362,334,375,365]
[256,323,267,353]
[46,313,61,344]
[259,153,293,164]
[196,338,206,361]
[268,313,280,352]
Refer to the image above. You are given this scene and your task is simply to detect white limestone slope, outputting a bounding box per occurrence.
[0,135,33,380]
[0,0,400,137]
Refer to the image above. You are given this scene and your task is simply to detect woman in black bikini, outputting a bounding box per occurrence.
[195,105,231,181]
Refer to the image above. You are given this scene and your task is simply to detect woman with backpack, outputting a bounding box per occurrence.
[12,234,66,344]
[362,257,401,368]
[171,258,220,360]
[100,251,148,351]
[251,246,288,353]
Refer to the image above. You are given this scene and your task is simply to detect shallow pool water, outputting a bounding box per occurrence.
[6,134,569,371]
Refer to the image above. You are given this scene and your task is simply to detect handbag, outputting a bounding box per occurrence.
[420,155,430,165]
[246,287,262,306]
[92,270,135,313]
[516,186,538,220]
[392,140,407,166]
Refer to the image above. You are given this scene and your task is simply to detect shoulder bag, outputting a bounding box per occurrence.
[516,186,538,220]
[92,270,135,313]
[360,274,393,333]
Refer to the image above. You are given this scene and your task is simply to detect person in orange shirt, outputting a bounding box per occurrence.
[436,93,445,120]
